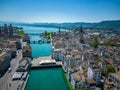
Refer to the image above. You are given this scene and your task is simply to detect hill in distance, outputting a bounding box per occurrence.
[0,20,120,29]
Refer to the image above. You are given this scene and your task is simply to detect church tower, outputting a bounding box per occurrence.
[79,25,84,43]
[87,66,93,79]
[58,25,61,37]
[4,24,8,35]
[9,24,13,37]
[87,59,94,79]
[59,25,61,34]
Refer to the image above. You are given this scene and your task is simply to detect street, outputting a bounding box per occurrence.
[0,50,22,90]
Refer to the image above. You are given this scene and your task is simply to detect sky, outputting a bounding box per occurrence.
[0,0,120,23]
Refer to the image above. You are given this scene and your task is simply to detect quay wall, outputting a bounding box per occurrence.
[30,65,62,70]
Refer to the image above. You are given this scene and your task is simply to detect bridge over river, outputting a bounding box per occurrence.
[31,56,62,69]
[25,33,41,35]
[29,40,50,44]
[25,33,51,44]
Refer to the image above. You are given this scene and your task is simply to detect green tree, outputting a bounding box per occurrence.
[44,31,51,39]
[91,36,99,48]
[102,40,115,46]
[105,65,116,77]
[48,35,50,39]
[19,30,25,35]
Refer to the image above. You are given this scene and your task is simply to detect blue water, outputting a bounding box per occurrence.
[25,68,69,90]
[30,35,41,41]
[30,43,52,57]
[23,26,66,57]
[23,26,66,34]
[23,26,61,57]
[23,26,69,90]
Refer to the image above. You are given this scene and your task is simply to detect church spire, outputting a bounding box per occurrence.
[79,25,84,43]
[80,25,83,33]
[59,25,61,34]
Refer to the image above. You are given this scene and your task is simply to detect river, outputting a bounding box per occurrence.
[23,26,69,90]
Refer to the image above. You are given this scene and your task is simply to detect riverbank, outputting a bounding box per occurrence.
[64,73,73,90]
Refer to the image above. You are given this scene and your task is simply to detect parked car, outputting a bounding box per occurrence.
[8,68,12,73]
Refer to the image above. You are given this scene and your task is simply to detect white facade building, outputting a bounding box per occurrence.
[87,66,102,85]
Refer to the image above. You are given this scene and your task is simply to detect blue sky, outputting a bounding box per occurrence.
[0,0,120,23]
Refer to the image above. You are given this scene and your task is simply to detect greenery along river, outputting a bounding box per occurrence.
[23,26,69,90]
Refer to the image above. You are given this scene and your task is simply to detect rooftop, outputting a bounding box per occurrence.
[0,51,8,62]
[86,78,96,85]
[71,70,85,83]
[22,45,31,52]
[110,71,120,81]
[92,67,101,72]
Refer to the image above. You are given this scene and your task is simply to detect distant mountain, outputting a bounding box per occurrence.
[0,20,120,29]
[59,22,95,28]
[92,20,120,29]
[30,22,95,28]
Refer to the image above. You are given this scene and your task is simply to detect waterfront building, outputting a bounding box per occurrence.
[0,51,11,76]
[52,49,63,61]
[71,70,87,89]
[67,67,78,81]
[22,34,30,43]
[52,40,65,61]
[22,45,32,58]
[16,57,31,72]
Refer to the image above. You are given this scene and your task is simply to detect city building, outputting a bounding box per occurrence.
[87,66,102,85]
[71,70,87,89]
[52,49,63,61]
[16,57,31,72]
[22,34,30,43]
[92,67,102,85]
[0,51,11,76]
[22,45,32,58]
[108,72,120,90]
[8,24,13,37]
[15,39,22,50]
[86,78,96,90]
[3,24,8,36]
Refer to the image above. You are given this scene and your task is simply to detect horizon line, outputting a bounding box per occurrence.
[0,19,120,24]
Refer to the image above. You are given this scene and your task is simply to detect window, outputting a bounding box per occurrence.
[94,76,96,79]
